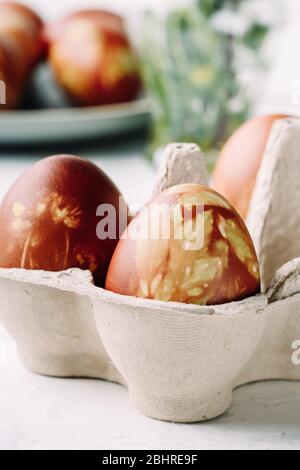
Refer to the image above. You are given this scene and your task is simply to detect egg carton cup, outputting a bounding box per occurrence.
[1,122,300,423]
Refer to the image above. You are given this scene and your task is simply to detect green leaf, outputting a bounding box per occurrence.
[243,22,269,50]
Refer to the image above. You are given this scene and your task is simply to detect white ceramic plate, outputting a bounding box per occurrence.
[0,98,150,145]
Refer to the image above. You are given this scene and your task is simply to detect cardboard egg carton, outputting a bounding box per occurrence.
[1,119,300,423]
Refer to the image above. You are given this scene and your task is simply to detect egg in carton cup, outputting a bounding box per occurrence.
[1,118,300,423]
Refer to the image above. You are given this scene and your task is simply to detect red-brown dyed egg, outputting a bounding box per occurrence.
[212,114,290,219]
[44,10,125,44]
[0,40,17,108]
[45,10,141,106]
[105,184,260,305]
[0,1,44,109]
[0,155,127,286]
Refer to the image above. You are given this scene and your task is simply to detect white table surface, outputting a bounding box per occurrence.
[0,141,300,450]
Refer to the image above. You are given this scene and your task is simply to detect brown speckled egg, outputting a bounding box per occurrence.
[0,154,127,286]
[105,184,260,305]
[212,114,290,219]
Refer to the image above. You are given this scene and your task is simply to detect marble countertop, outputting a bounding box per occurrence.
[0,138,299,450]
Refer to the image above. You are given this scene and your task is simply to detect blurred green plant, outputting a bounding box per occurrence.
[199,0,229,17]
[243,22,269,50]
[141,0,273,163]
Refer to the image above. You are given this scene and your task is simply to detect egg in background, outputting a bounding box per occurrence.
[212,114,289,219]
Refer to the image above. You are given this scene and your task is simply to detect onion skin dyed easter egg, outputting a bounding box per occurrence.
[0,2,44,109]
[0,154,127,287]
[45,10,141,106]
[212,114,289,219]
[105,184,260,306]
